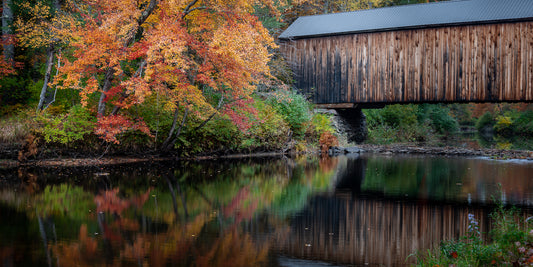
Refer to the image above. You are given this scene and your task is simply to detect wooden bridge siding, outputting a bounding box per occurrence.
[280,21,533,104]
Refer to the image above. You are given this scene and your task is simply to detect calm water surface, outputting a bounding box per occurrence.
[0,154,532,266]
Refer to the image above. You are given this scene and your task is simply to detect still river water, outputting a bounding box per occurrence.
[0,154,532,266]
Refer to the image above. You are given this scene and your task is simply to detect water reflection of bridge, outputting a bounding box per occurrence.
[277,156,529,266]
[276,194,489,266]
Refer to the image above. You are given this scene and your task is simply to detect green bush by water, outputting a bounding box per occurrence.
[266,90,312,138]
[34,104,95,145]
[364,104,457,144]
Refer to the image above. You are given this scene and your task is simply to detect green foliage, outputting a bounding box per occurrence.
[0,76,31,106]
[179,114,241,156]
[512,110,533,136]
[494,115,513,135]
[381,104,418,127]
[266,90,312,138]
[418,104,458,134]
[242,100,290,151]
[365,124,399,144]
[35,104,95,144]
[311,113,335,135]
[415,202,533,266]
[449,103,475,126]
[475,111,495,131]
[128,95,175,144]
[364,104,442,144]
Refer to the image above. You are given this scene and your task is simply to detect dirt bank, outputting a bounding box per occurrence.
[2,144,532,169]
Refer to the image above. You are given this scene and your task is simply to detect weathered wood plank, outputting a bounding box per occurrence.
[279,21,533,104]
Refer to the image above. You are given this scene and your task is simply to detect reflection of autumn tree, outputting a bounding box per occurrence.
[195,229,269,267]
[94,188,151,215]
[319,156,339,174]
[51,224,98,267]
[222,187,259,225]
[1,157,340,266]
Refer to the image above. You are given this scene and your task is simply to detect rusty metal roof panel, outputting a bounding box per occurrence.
[279,0,533,39]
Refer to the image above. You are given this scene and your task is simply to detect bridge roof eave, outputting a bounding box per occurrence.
[279,0,533,40]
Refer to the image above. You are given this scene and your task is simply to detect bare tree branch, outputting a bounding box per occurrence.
[182,0,206,19]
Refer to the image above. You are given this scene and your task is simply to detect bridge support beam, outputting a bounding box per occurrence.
[336,107,367,144]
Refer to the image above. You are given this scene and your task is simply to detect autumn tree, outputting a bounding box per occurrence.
[282,0,442,24]
[51,0,280,149]
[15,0,73,111]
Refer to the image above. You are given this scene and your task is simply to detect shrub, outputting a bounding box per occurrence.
[319,131,338,155]
[266,90,312,138]
[312,113,335,136]
[513,110,533,136]
[243,100,290,151]
[35,105,95,145]
[423,105,458,134]
[365,105,437,144]
[494,115,513,136]
[128,96,175,145]
[180,114,241,155]
[0,76,31,106]
[475,111,495,131]
[381,104,417,128]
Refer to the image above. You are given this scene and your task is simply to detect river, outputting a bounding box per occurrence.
[0,154,532,266]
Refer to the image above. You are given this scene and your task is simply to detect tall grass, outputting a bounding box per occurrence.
[0,116,30,144]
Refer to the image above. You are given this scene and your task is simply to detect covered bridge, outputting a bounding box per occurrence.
[279,0,533,109]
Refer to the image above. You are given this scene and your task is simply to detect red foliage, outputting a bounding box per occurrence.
[0,35,19,80]
[222,98,258,132]
[94,188,152,215]
[94,115,152,144]
[319,131,339,155]
[450,251,458,259]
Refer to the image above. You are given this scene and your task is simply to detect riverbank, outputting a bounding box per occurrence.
[357,144,533,160]
[2,143,533,169]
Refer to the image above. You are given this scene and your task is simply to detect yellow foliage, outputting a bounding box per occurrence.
[35,0,281,143]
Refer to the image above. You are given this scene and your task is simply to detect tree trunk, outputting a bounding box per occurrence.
[97,68,114,116]
[97,0,157,117]
[37,46,55,111]
[161,104,180,150]
[2,0,14,63]
[53,0,60,10]
[161,106,188,152]
[37,0,62,112]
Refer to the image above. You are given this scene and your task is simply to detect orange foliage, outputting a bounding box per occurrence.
[52,0,281,143]
[319,131,338,155]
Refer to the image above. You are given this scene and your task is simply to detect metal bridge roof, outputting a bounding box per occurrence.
[279,0,533,39]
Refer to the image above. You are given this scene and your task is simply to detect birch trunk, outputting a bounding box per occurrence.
[2,0,14,62]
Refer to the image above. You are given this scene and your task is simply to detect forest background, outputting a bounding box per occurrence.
[1,0,532,160]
